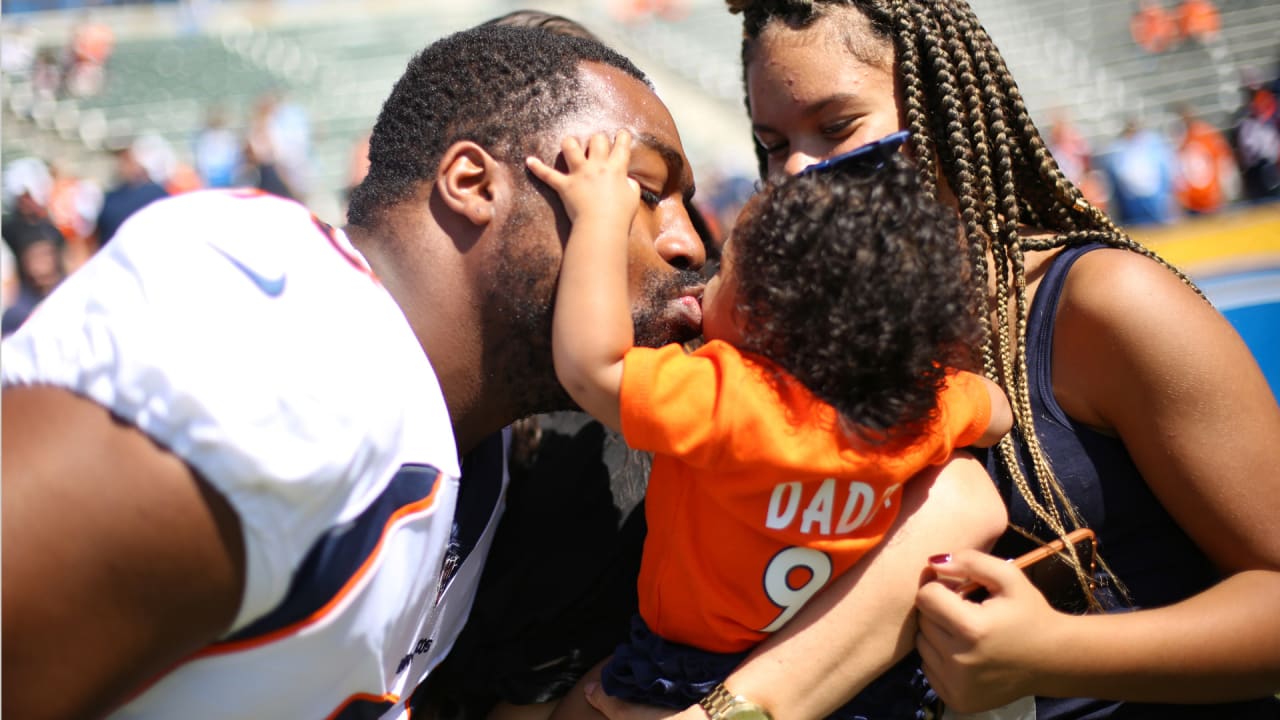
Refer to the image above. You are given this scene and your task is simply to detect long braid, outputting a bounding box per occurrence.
[936,4,1072,544]
[916,5,996,376]
[730,0,1211,604]
[958,8,1125,599]
[958,6,1080,539]
[891,6,938,198]
[954,10,1004,382]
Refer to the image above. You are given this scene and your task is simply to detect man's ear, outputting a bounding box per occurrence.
[436,141,500,227]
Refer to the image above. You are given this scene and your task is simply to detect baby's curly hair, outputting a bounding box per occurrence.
[733,152,982,442]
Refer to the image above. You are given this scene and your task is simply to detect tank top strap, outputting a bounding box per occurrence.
[1026,242,1110,427]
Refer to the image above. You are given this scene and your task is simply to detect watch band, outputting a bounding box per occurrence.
[698,683,772,720]
[698,684,737,720]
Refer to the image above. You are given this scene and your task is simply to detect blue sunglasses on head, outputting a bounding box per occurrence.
[797,130,911,176]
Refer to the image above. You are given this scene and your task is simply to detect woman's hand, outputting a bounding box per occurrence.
[914,550,1071,713]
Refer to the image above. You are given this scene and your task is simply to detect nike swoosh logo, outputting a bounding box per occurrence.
[210,245,286,297]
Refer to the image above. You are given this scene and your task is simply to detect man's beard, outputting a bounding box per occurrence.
[630,266,704,349]
[489,213,704,418]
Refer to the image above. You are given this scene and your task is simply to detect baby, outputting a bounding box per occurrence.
[526,130,1011,714]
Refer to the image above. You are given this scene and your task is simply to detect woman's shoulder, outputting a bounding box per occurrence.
[1054,245,1204,328]
[1020,240,1201,333]
[1036,243,1224,431]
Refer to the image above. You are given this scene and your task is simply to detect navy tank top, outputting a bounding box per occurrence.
[984,242,1280,718]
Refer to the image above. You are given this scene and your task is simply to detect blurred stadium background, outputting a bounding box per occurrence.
[2,0,1277,395]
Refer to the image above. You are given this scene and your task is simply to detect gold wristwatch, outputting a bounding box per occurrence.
[698,683,773,720]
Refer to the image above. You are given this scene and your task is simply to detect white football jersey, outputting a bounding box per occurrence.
[2,190,508,719]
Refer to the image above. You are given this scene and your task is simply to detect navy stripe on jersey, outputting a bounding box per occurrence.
[219,463,444,644]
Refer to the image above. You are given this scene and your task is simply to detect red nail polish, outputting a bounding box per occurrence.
[929,553,952,564]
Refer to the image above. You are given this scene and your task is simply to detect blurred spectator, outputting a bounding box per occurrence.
[687,197,723,269]
[1048,108,1091,187]
[1232,74,1280,202]
[1175,0,1220,47]
[1103,117,1179,226]
[2,233,66,337]
[611,0,692,24]
[250,91,312,199]
[241,140,294,200]
[271,94,312,196]
[1,243,17,314]
[1131,0,1176,55]
[131,133,177,188]
[1173,104,1237,215]
[95,142,170,247]
[2,157,68,295]
[131,132,202,195]
[31,48,63,102]
[1046,108,1110,212]
[483,9,603,39]
[706,172,756,245]
[1272,48,1280,98]
[165,162,204,195]
[45,159,103,271]
[193,105,243,189]
[242,92,301,200]
[64,11,114,98]
[1,20,40,80]
[178,0,217,36]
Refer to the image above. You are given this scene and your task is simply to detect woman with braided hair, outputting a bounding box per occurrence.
[697,0,1280,718]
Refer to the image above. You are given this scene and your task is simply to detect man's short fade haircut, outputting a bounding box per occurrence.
[347,24,649,227]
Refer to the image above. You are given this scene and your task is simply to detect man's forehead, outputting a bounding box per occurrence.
[555,63,693,185]
[567,66,677,141]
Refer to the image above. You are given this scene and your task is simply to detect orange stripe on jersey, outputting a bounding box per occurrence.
[195,488,442,657]
[326,691,400,720]
[312,215,378,281]
[192,465,447,659]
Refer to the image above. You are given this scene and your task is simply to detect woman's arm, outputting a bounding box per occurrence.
[917,249,1280,711]
[527,132,640,433]
[585,451,1008,720]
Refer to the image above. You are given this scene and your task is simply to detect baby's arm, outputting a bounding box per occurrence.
[975,375,1012,447]
[526,131,639,433]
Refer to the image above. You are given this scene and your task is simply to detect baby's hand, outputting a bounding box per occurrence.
[526,131,640,226]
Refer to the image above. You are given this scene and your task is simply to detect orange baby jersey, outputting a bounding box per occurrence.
[620,340,990,652]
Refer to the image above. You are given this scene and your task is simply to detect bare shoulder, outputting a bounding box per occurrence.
[1059,247,1207,326]
[1049,246,1262,431]
[1053,247,1233,368]
[2,385,245,717]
